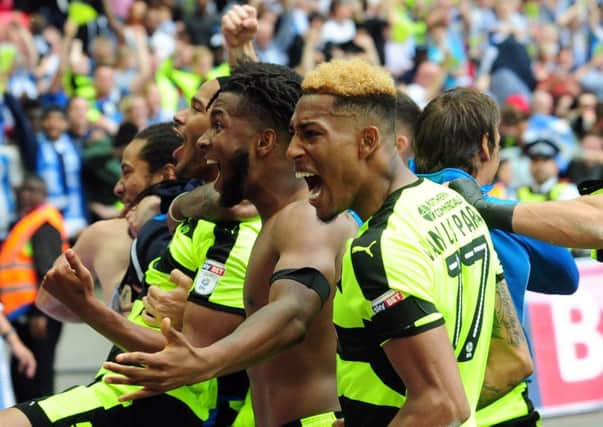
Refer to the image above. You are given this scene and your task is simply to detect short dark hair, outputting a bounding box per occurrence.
[41,105,65,119]
[114,121,140,148]
[134,123,182,174]
[19,173,47,195]
[414,88,500,175]
[220,61,302,138]
[395,90,421,141]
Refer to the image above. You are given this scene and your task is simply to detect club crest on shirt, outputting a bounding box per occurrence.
[371,289,405,314]
[194,259,226,296]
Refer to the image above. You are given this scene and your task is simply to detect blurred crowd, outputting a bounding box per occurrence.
[0,0,602,243]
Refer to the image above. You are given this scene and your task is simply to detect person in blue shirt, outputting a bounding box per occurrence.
[411,87,579,427]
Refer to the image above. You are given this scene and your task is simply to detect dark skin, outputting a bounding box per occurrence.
[288,94,470,426]
[103,91,357,426]
[289,92,533,426]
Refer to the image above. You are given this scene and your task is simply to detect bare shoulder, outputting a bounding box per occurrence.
[273,201,358,248]
[81,218,129,237]
[73,219,129,254]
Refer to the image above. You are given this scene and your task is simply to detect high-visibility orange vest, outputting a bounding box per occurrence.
[0,204,68,320]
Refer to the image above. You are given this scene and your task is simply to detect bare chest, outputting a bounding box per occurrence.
[244,231,278,315]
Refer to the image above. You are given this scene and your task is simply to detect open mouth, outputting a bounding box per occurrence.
[172,125,184,139]
[210,159,223,192]
[296,172,323,201]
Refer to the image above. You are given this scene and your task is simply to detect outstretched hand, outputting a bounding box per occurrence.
[41,249,95,314]
[103,317,214,401]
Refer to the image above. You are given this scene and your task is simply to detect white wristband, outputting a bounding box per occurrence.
[167,192,188,224]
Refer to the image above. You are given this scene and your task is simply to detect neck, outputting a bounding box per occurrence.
[71,123,89,137]
[249,162,309,222]
[354,154,417,221]
[473,168,490,186]
[20,204,42,217]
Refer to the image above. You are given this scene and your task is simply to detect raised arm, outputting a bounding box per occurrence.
[449,178,603,249]
[512,197,603,249]
[222,4,259,66]
[49,19,78,95]
[126,26,153,94]
[41,249,167,353]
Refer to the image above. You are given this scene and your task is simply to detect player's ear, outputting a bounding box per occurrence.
[479,133,492,162]
[158,163,177,180]
[358,126,379,159]
[256,128,277,158]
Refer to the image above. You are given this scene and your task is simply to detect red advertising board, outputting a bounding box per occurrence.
[527,258,603,415]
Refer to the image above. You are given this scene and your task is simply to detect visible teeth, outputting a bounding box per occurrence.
[309,186,321,200]
[206,159,219,165]
[296,172,316,178]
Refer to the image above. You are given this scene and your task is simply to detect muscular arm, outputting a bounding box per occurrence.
[102,206,355,399]
[450,178,603,248]
[173,206,338,378]
[197,280,323,379]
[478,278,533,409]
[512,196,603,249]
[77,297,167,353]
[169,184,257,225]
[383,327,470,427]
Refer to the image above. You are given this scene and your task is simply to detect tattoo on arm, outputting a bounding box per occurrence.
[491,279,524,346]
[478,383,506,409]
[180,184,221,221]
[478,279,530,409]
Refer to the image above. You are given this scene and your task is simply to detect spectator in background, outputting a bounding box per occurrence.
[0,175,65,402]
[143,81,172,125]
[402,60,447,109]
[255,10,290,65]
[183,0,220,47]
[65,95,94,148]
[566,131,603,184]
[524,90,578,174]
[570,92,599,138]
[0,305,36,409]
[92,65,122,129]
[18,105,87,240]
[424,0,471,89]
[120,94,148,131]
[320,0,357,46]
[497,100,533,188]
[489,156,517,200]
[517,137,580,202]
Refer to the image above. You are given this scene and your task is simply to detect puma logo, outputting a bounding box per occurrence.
[352,240,377,258]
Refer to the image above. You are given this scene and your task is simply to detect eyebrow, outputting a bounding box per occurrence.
[210,108,225,119]
[291,120,318,131]
[191,97,205,110]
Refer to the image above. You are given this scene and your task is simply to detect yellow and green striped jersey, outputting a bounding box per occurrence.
[334,178,501,426]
